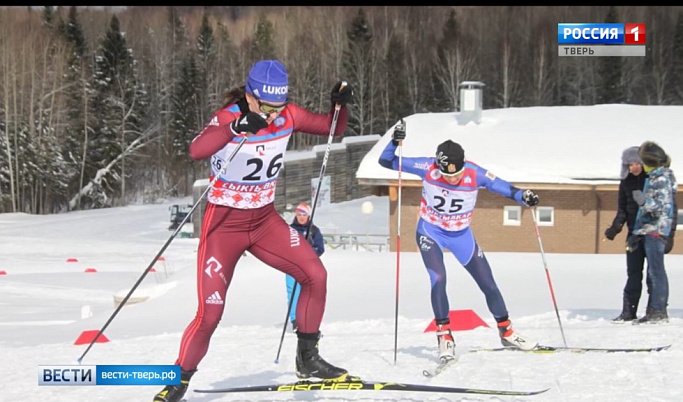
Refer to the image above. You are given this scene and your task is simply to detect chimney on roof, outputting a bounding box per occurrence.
[458,81,485,125]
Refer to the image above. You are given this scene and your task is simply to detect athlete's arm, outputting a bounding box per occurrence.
[477,167,526,204]
[378,140,431,179]
[189,109,238,160]
[288,103,348,137]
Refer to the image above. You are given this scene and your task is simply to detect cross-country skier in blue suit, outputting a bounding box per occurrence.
[378,120,540,362]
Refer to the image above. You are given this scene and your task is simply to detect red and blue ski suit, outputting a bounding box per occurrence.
[378,139,529,323]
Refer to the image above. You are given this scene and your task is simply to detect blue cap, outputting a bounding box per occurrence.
[245,60,288,103]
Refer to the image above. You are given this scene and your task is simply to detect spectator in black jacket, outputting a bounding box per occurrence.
[604,146,649,322]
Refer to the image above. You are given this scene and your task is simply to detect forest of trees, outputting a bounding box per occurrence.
[1,6,682,214]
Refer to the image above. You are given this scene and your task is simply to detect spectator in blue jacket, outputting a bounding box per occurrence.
[662,154,677,255]
[286,202,325,331]
[628,141,678,323]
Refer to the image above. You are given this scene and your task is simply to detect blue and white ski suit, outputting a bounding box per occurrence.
[379,140,530,322]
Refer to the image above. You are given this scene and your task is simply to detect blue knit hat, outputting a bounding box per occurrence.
[245,60,288,103]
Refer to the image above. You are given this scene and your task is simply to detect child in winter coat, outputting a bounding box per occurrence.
[627,141,677,323]
[285,202,325,331]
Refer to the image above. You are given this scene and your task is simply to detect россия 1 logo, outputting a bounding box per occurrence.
[624,23,646,44]
[557,23,646,57]
[558,23,646,45]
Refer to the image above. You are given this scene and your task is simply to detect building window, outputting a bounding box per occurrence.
[534,206,554,226]
[503,206,522,226]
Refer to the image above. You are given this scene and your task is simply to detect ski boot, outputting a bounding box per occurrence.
[436,321,456,361]
[153,368,195,402]
[497,317,538,351]
[295,331,349,381]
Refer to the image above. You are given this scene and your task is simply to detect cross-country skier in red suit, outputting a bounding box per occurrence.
[154,60,355,402]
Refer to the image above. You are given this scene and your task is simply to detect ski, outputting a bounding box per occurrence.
[422,356,458,378]
[194,378,549,397]
[471,344,671,353]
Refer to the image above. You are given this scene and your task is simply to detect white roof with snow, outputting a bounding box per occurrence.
[357,104,683,186]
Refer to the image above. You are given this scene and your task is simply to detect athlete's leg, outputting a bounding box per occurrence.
[249,208,326,334]
[249,206,347,380]
[175,203,250,371]
[416,220,450,321]
[446,229,535,349]
[446,228,508,319]
[416,220,457,359]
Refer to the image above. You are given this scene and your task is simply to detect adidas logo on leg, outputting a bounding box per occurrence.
[205,291,223,305]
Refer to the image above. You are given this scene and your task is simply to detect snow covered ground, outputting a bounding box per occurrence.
[1,195,682,401]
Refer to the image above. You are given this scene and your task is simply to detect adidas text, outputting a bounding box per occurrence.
[205,291,223,305]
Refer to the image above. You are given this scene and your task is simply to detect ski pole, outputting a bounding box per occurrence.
[393,118,405,365]
[274,82,347,364]
[77,132,252,363]
[530,206,568,347]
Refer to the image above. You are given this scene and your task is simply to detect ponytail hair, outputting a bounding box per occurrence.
[220,86,246,109]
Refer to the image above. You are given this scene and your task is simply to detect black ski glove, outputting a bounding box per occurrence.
[626,234,643,252]
[392,119,406,146]
[231,112,269,134]
[522,189,539,207]
[604,225,621,241]
[330,80,354,106]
